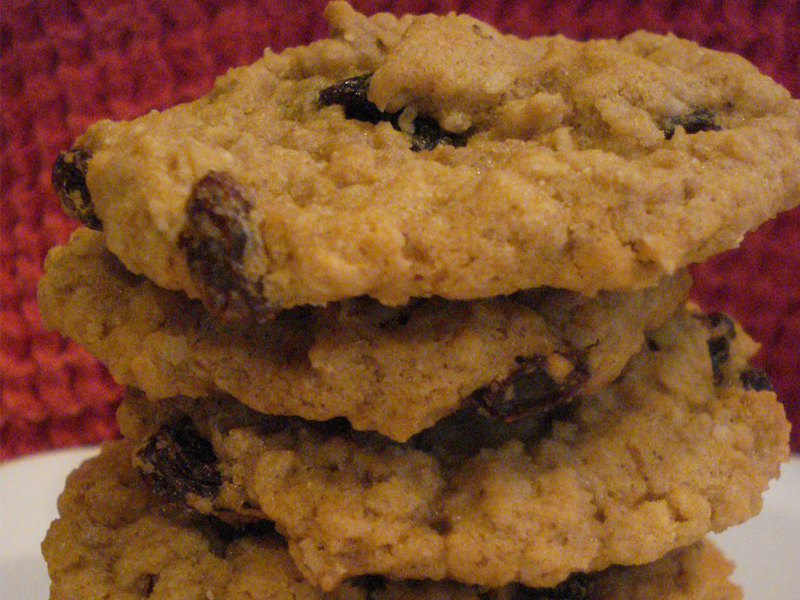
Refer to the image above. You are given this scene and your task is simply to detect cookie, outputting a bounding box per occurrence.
[117,308,789,590]
[38,228,689,440]
[43,440,742,600]
[52,2,800,317]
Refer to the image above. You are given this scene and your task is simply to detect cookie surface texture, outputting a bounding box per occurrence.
[56,1,800,314]
[38,228,689,440]
[118,309,789,590]
[43,441,742,600]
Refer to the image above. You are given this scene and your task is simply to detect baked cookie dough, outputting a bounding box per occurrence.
[118,309,789,590]
[43,441,742,600]
[38,228,689,440]
[52,2,800,316]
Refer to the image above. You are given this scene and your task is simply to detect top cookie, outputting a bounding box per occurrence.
[53,1,800,316]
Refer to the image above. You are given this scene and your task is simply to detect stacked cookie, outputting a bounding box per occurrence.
[39,3,799,599]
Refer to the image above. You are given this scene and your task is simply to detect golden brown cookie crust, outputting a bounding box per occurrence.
[39,228,689,440]
[119,309,789,590]
[43,441,742,600]
[56,2,800,314]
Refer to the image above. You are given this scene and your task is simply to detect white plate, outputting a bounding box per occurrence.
[1,448,798,599]
[0,446,99,600]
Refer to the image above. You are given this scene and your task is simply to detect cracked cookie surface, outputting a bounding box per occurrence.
[39,228,688,440]
[43,441,742,600]
[55,2,800,314]
[118,309,789,590]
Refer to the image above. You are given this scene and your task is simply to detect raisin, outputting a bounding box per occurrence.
[318,74,468,151]
[411,402,558,467]
[134,574,159,597]
[136,416,222,503]
[696,313,736,385]
[318,74,384,124]
[474,352,589,422]
[707,335,730,385]
[740,367,773,392]
[177,172,273,321]
[51,148,102,230]
[137,415,274,528]
[662,108,721,140]
[409,114,467,151]
[703,313,736,338]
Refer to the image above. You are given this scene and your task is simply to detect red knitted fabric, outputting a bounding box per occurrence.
[2,0,799,460]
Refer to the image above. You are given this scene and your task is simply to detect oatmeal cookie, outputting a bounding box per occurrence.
[118,309,789,590]
[52,2,800,316]
[38,228,688,440]
[43,441,742,600]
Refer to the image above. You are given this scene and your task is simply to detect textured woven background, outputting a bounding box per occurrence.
[2,0,799,460]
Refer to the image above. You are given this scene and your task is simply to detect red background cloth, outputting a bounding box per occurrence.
[2,0,799,460]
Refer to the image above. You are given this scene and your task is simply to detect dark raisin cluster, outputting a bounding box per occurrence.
[697,312,773,390]
[661,108,721,140]
[474,352,590,422]
[319,74,468,151]
[698,312,736,385]
[136,416,222,504]
[739,366,773,392]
